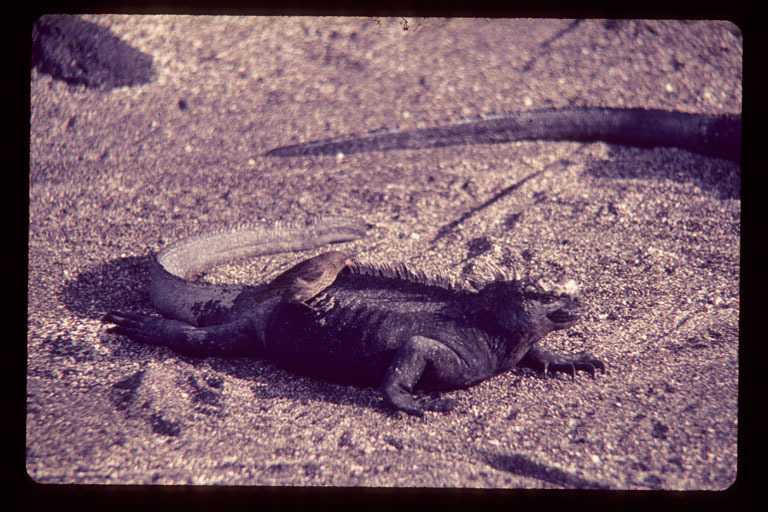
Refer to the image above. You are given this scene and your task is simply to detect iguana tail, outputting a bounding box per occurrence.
[150,216,369,326]
[264,107,741,163]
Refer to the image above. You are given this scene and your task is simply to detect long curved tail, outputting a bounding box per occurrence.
[150,216,370,325]
[264,107,741,163]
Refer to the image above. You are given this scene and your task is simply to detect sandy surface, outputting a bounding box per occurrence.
[27,16,741,489]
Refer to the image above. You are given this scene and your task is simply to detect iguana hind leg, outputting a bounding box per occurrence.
[104,311,264,358]
[519,344,605,380]
[380,335,464,416]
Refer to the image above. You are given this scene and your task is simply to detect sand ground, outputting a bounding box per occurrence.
[27,16,740,489]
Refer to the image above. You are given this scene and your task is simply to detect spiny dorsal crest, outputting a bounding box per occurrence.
[347,261,477,293]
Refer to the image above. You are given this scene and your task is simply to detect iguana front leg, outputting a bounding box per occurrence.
[380,335,467,416]
[103,311,265,358]
[518,344,605,380]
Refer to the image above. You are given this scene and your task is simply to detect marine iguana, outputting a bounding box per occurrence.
[264,107,741,164]
[104,216,604,416]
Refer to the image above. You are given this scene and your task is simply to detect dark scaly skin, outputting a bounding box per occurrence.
[105,219,606,416]
[264,107,741,164]
[147,216,369,327]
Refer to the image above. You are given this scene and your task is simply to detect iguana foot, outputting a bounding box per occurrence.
[103,311,186,345]
[519,345,605,380]
[418,396,457,413]
[383,394,456,417]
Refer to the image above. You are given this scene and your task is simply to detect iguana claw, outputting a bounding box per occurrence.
[522,346,606,380]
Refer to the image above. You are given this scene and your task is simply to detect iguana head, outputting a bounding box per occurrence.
[474,275,582,337]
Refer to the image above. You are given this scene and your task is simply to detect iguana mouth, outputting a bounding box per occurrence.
[546,309,579,324]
